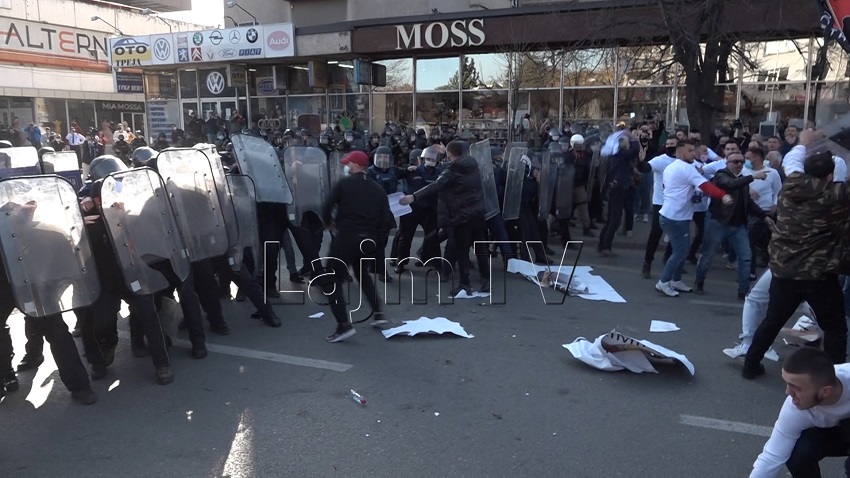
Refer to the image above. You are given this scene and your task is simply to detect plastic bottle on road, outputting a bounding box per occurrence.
[348,389,366,406]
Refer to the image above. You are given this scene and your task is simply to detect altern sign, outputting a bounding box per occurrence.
[395,19,485,50]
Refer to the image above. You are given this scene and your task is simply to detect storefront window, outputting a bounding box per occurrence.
[617,87,674,124]
[528,90,560,127]
[288,95,327,131]
[328,93,369,134]
[813,82,850,127]
[67,100,95,133]
[416,57,460,91]
[248,66,275,97]
[288,64,314,95]
[180,70,198,98]
[738,83,808,134]
[35,98,65,135]
[460,90,508,145]
[374,59,413,92]
[249,97,287,128]
[564,48,616,86]
[563,87,615,123]
[328,61,356,93]
[415,91,458,131]
[463,54,509,90]
[372,93,413,131]
[511,51,561,89]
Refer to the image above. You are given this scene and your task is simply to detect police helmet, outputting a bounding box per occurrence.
[37,146,55,161]
[88,155,128,181]
[416,128,426,136]
[374,145,393,168]
[344,129,355,142]
[570,134,586,149]
[549,129,561,142]
[131,146,157,167]
[409,149,423,163]
[0,140,12,149]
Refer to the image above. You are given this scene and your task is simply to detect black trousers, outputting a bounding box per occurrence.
[749,216,771,275]
[745,276,847,369]
[396,207,439,268]
[258,202,289,288]
[290,212,324,275]
[325,232,382,327]
[517,206,546,262]
[598,186,627,252]
[210,254,277,321]
[450,218,489,287]
[643,204,663,265]
[154,265,205,347]
[786,422,850,477]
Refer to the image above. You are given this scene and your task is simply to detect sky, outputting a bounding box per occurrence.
[161,0,224,28]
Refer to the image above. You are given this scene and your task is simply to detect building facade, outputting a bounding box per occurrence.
[0,0,205,142]
[128,0,843,145]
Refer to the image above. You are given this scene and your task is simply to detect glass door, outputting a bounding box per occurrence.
[132,113,145,135]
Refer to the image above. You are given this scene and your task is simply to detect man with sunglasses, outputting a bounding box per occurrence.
[694,151,767,299]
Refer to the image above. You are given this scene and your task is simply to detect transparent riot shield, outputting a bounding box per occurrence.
[503,142,526,165]
[40,151,83,190]
[157,149,230,262]
[537,150,559,221]
[230,134,293,205]
[100,168,190,295]
[0,147,42,180]
[470,140,500,220]
[0,176,100,317]
[225,174,260,272]
[329,150,345,190]
[282,146,329,227]
[555,150,576,220]
[193,145,239,249]
[502,147,527,221]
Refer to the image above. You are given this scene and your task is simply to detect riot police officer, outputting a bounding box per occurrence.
[395,147,442,273]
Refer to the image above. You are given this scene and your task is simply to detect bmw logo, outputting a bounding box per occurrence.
[246,28,258,44]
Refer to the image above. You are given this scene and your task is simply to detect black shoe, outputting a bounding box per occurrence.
[641,263,651,279]
[131,343,148,358]
[156,367,174,385]
[371,312,389,328]
[234,290,246,302]
[251,311,262,319]
[209,322,231,336]
[192,344,208,359]
[262,314,282,328]
[289,272,304,284]
[394,265,406,274]
[749,273,757,282]
[326,325,356,343]
[588,223,599,230]
[16,354,44,372]
[738,291,747,301]
[71,386,98,405]
[265,288,281,299]
[103,345,116,366]
[695,281,705,295]
[479,279,490,293]
[90,365,107,381]
[3,372,18,392]
[741,363,765,380]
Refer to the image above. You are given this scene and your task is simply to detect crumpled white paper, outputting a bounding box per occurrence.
[563,329,695,375]
[449,290,490,299]
[650,320,680,333]
[308,312,324,319]
[507,259,625,303]
[381,316,474,339]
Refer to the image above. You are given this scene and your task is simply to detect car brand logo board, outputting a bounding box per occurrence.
[206,71,225,95]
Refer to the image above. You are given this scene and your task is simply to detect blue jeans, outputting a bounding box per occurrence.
[634,171,653,215]
[696,219,752,293]
[659,215,691,283]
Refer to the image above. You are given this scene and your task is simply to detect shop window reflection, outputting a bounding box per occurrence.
[415,92,458,132]
[374,59,413,92]
[461,90,508,146]
[563,88,614,124]
[372,93,412,132]
[416,57,459,91]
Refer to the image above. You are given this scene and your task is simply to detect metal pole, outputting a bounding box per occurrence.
[558,48,565,132]
[612,46,619,124]
[735,43,744,120]
[804,37,814,124]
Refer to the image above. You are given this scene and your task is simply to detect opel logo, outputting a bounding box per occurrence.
[210,30,223,45]
[206,71,225,95]
[153,38,170,61]
[229,30,240,44]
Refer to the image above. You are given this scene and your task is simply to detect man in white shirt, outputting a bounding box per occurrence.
[743,148,782,279]
[65,127,86,169]
[655,140,732,297]
[750,347,850,478]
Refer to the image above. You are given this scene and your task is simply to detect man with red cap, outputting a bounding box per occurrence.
[320,151,396,342]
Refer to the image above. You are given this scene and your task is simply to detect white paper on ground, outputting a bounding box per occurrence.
[563,329,695,375]
[381,316,474,339]
[650,320,680,333]
[308,312,324,319]
[507,258,625,303]
[448,289,490,299]
[387,192,412,218]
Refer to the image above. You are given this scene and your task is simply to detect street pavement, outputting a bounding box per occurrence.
[2,218,843,477]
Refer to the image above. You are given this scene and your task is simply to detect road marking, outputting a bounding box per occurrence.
[117,331,352,372]
[679,415,773,437]
[688,299,743,308]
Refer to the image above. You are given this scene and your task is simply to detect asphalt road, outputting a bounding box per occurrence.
[1,220,843,477]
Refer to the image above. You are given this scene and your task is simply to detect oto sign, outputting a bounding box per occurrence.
[110,36,151,67]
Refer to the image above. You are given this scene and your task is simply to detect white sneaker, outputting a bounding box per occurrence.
[655,280,679,297]
[642,214,649,223]
[723,342,749,359]
[670,280,693,293]
[726,262,737,269]
[663,234,669,244]
[764,348,780,362]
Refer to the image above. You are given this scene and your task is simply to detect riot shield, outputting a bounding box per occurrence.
[503,142,526,163]
[282,146,329,227]
[502,147,527,221]
[470,140,500,220]
[230,134,294,205]
[192,145,238,249]
[555,150,576,220]
[157,149,230,262]
[100,168,190,295]
[537,150,559,221]
[225,174,260,272]
[329,151,345,190]
[0,147,41,180]
[0,176,100,317]
[40,151,83,190]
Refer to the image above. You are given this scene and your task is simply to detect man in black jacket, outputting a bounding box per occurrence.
[598,134,639,256]
[321,151,396,343]
[400,140,488,296]
[694,151,767,298]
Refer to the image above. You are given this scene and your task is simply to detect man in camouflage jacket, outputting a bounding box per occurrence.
[743,129,850,379]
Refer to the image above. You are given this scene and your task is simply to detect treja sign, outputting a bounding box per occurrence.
[395,19,485,50]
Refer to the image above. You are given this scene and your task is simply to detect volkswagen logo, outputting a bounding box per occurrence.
[246,28,258,43]
[229,30,240,44]
[209,30,223,45]
[206,71,225,95]
[153,38,170,61]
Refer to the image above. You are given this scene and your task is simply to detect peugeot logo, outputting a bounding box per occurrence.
[209,30,223,45]
[206,71,225,95]
[229,30,240,44]
[153,38,170,61]
[246,28,258,43]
